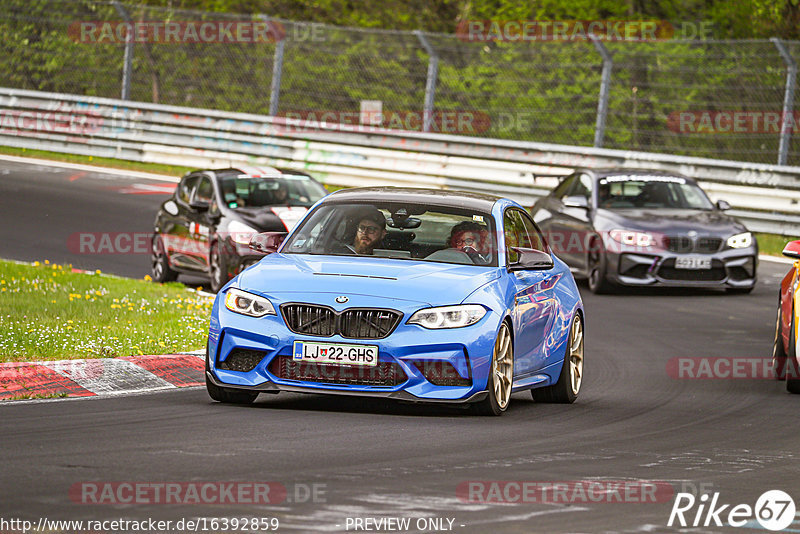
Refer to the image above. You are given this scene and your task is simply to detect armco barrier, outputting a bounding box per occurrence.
[1,87,799,235]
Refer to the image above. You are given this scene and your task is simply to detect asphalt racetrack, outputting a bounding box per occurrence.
[1,159,799,533]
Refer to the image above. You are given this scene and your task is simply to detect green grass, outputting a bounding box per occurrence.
[756,233,798,257]
[0,260,213,362]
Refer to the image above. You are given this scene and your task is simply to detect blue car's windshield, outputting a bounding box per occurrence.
[282,202,498,267]
[598,175,714,210]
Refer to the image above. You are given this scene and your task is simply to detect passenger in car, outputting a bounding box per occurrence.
[448,221,492,264]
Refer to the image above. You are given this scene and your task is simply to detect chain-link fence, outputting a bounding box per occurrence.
[2,0,799,166]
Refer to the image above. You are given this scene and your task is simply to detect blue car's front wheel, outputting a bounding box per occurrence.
[533,313,584,404]
[475,322,513,416]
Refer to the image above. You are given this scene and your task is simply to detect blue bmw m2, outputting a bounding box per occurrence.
[205,187,585,415]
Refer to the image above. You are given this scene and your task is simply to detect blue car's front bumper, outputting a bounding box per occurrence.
[207,296,502,404]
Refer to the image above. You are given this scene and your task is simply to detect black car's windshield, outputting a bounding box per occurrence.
[219,174,326,208]
[598,175,714,210]
[282,202,498,267]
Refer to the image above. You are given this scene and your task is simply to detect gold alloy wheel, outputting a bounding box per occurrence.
[492,323,513,409]
[568,314,584,396]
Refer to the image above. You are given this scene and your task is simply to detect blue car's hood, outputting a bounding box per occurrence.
[237,253,502,307]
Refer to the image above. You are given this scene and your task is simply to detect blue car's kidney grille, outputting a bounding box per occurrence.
[269,356,407,386]
[339,309,401,339]
[280,304,402,339]
[282,304,337,336]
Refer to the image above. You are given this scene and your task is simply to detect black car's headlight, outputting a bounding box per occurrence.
[727,232,753,249]
[224,288,276,317]
[408,305,486,329]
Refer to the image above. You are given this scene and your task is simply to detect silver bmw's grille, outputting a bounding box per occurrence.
[665,236,722,254]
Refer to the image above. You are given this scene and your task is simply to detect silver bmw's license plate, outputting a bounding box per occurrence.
[292,341,379,367]
[675,256,712,269]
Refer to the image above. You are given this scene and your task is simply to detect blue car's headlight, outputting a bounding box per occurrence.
[407,305,486,329]
[727,232,753,249]
[224,288,276,317]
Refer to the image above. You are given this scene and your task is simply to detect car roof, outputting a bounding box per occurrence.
[576,168,698,184]
[326,187,503,211]
[191,166,312,179]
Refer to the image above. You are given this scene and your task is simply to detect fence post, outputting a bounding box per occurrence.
[267,17,285,116]
[415,30,439,133]
[112,1,133,100]
[590,35,613,148]
[771,38,797,166]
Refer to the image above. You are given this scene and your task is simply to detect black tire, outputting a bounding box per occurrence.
[532,313,584,403]
[209,240,230,293]
[773,300,788,381]
[151,234,178,283]
[474,322,513,416]
[587,239,613,294]
[205,343,259,404]
[787,314,800,394]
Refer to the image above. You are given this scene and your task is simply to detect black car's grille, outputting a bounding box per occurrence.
[695,237,723,253]
[657,259,726,281]
[269,356,407,386]
[281,304,402,339]
[664,236,722,254]
[665,236,693,253]
[218,349,266,372]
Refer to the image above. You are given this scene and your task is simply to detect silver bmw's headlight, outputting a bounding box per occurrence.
[224,288,275,317]
[727,232,753,249]
[609,229,656,247]
[407,305,487,329]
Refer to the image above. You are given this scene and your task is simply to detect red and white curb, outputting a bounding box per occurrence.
[0,353,205,401]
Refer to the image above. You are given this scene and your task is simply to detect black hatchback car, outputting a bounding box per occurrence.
[151,166,327,291]
[531,168,758,293]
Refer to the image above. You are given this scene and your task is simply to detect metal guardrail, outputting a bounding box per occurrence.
[1,86,799,235]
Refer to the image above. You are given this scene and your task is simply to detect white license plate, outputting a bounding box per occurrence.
[675,256,712,270]
[292,341,379,367]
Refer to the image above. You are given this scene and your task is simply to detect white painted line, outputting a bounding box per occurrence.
[0,154,179,182]
[44,358,175,394]
[759,254,795,265]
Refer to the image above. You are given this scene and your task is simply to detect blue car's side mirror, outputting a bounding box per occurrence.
[249,232,287,254]
[508,247,554,271]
